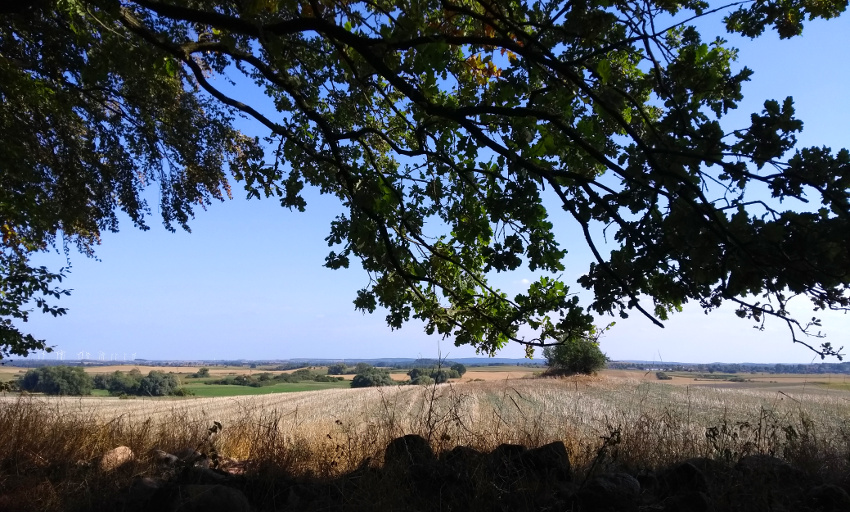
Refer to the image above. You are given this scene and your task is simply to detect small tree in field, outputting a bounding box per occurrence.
[543,326,609,376]
[450,363,467,377]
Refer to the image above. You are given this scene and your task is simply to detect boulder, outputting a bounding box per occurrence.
[660,460,709,495]
[99,446,134,472]
[578,472,641,512]
[152,449,179,465]
[805,484,850,512]
[384,434,435,468]
[518,441,571,481]
[661,491,713,512]
[154,484,252,512]
[175,447,203,463]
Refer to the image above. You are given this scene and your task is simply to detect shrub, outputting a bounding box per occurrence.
[18,366,93,395]
[450,363,467,377]
[327,363,348,375]
[656,372,672,380]
[351,368,394,388]
[412,375,434,386]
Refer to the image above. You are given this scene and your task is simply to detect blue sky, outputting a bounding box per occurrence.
[21,11,850,364]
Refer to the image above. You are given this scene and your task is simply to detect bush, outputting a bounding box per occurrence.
[543,328,608,376]
[19,366,93,395]
[656,372,672,380]
[100,369,181,396]
[190,367,210,378]
[354,362,373,374]
[138,371,179,396]
[327,363,348,375]
[351,368,394,388]
[411,375,434,386]
[450,363,467,376]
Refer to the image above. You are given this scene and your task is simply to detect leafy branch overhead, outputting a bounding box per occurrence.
[1,0,848,358]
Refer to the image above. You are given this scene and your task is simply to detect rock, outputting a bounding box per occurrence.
[152,449,179,465]
[660,460,708,495]
[489,443,527,465]
[111,477,163,512]
[155,484,252,512]
[439,445,483,481]
[806,484,850,512]
[579,472,641,512]
[661,491,713,512]
[384,434,435,468]
[518,441,571,481]
[182,466,229,485]
[735,454,808,489]
[488,444,528,488]
[219,457,248,476]
[99,446,134,472]
[175,447,203,463]
[682,457,726,481]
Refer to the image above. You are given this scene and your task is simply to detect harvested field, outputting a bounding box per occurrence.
[3,375,850,511]
[4,375,850,469]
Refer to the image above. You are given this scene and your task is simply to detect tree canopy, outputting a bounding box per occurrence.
[1,0,848,359]
[543,326,608,375]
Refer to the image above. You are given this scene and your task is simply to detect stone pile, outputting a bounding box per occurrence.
[109,436,850,512]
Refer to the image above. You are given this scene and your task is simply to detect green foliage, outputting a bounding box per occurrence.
[2,0,849,359]
[206,369,344,387]
[450,363,467,377]
[353,363,373,374]
[95,369,184,396]
[327,363,348,375]
[18,365,92,395]
[543,331,609,376]
[406,366,460,384]
[351,368,395,388]
[656,372,673,380]
[411,375,434,386]
[194,367,210,378]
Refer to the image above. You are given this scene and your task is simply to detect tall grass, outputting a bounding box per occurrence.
[1,376,849,510]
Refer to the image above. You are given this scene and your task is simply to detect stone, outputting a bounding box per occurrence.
[735,454,808,490]
[518,441,571,481]
[175,447,203,463]
[439,445,484,482]
[805,484,850,512]
[182,466,229,485]
[660,460,708,495]
[99,445,134,472]
[661,491,713,512]
[152,449,179,465]
[155,484,252,512]
[384,434,435,467]
[578,472,641,512]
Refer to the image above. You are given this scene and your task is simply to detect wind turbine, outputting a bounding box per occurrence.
[99,351,105,361]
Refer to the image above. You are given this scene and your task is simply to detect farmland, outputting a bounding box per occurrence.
[3,371,850,511]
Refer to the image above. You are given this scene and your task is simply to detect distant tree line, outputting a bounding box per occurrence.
[17,366,189,396]
[206,369,343,387]
[607,361,850,375]
[348,363,467,388]
[93,369,189,396]
[19,366,92,395]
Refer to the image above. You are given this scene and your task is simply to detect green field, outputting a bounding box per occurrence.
[182,380,350,397]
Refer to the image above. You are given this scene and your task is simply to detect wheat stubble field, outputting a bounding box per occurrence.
[4,373,850,471]
[3,373,850,511]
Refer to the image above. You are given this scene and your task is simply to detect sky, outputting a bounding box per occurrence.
[19,9,850,364]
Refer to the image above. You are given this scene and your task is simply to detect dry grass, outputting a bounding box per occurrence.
[1,375,850,510]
